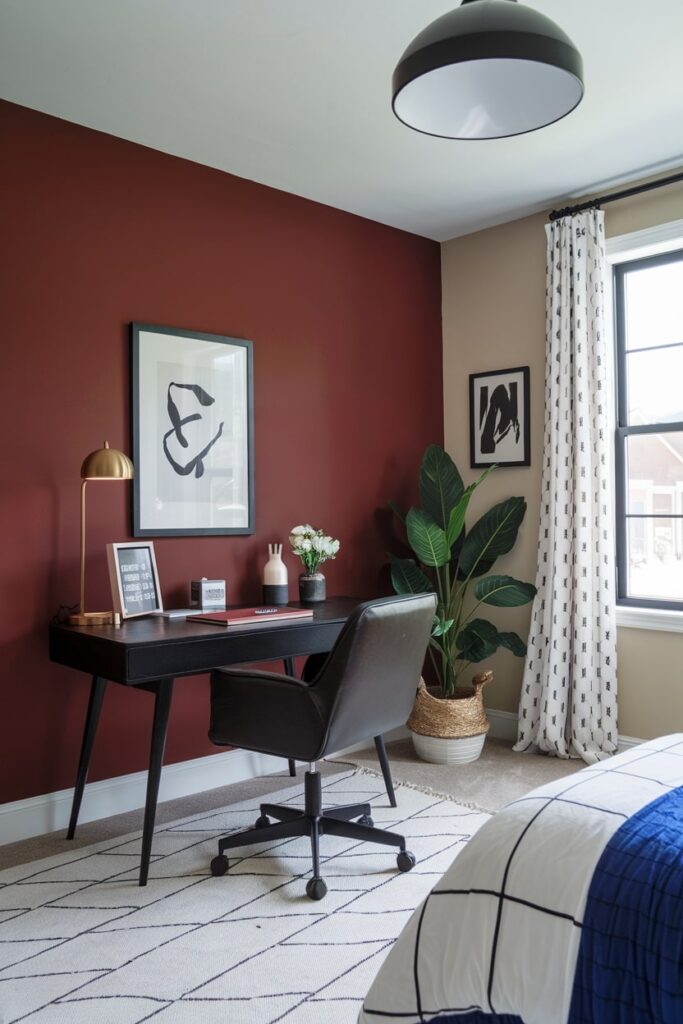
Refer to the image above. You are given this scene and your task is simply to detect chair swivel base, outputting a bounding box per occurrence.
[210,769,416,900]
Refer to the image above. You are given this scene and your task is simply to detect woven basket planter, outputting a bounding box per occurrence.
[407,671,493,765]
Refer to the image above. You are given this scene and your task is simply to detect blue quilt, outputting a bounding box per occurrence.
[569,785,683,1023]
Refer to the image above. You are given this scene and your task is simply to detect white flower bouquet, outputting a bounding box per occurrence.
[289,524,340,576]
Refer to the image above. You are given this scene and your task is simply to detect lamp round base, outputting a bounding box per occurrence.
[68,611,114,626]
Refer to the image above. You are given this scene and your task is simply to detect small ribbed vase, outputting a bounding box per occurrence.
[298,572,326,603]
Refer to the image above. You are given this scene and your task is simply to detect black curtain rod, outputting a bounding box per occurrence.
[548,169,683,222]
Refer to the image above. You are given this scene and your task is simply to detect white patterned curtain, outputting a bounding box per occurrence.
[514,209,618,764]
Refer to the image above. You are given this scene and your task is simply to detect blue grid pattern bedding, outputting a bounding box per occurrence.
[359,735,683,1024]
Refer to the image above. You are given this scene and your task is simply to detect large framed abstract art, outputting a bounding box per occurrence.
[469,365,530,468]
[131,323,254,536]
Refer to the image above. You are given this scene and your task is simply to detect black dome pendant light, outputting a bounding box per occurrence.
[392,0,584,140]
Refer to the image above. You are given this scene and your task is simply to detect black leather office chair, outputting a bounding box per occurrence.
[208,593,436,899]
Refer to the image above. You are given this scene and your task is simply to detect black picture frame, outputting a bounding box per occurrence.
[469,366,530,468]
[131,323,255,536]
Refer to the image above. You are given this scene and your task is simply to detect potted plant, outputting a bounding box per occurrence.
[289,524,340,602]
[389,445,536,764]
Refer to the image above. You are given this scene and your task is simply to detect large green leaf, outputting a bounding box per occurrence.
[452,533,496,581]
[419,445,464,530]
[455,619,499,663]
[455,621,527,663]
[498,631,527,657]
[458,554,496,580]
[458,497,527,579]
[406,508,450,568]
[473,575,536,607]
[445,465,496,550]
[389,554,434,596]
[449,529,466,577]
[446,486,474,549]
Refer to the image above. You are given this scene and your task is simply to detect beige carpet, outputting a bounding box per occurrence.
[0,737,579,872]
[350,736,580,811]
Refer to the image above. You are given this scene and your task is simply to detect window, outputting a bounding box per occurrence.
[614,247,683,610]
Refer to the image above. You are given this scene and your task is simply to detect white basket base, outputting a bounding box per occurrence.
[410,730,486,765]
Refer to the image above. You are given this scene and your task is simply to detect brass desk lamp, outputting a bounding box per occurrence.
[69,441,134,626]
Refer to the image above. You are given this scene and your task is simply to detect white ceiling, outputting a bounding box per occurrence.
[1,0,682,241]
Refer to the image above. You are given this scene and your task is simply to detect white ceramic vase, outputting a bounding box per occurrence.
[262,544,289,604]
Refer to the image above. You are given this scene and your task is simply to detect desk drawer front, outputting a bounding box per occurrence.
[127,621,345,682]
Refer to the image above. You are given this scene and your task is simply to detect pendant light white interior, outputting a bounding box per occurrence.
[392,0,584,140]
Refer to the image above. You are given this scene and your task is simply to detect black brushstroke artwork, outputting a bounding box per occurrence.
[479,382,520,454]
[162,382,224,478]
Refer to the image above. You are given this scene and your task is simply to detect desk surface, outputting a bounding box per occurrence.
[49,597,361,684]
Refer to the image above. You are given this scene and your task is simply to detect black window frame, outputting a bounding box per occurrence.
[614,246,683,611]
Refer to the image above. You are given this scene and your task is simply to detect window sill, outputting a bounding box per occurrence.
[617,606,683,633]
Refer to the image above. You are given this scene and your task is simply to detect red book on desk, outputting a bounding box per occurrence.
[188,606,315,627]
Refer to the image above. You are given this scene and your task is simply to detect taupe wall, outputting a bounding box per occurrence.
[441,177,683,739]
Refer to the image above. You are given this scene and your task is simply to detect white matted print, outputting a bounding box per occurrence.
[107,541,163,618]
[469,366,530,467]
[132,324,254,535]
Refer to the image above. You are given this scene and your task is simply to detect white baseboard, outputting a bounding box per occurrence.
[0,748,290,847]
[486,707,643,753]
[486,708,519,742]
[0,728,407,848]
[0,720,644,847]
[615,734,644,751]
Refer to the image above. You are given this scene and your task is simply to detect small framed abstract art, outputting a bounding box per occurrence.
[131,323,254,536]
[469,366,530,468]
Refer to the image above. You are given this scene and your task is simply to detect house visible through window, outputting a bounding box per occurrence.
[614,247,683,609]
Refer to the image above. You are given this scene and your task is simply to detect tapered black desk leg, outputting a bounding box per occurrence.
[139,679,174,886]
[66,675,107,839]
[374,735,397,808]
[284,658,297,777]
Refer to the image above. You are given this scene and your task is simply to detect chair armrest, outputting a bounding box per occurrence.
[214,667,311,688]
[209,667,326,761]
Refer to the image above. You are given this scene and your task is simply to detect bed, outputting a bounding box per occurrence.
[359,734,683,1024]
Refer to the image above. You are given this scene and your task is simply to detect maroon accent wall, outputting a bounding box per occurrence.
[0,100,442,805]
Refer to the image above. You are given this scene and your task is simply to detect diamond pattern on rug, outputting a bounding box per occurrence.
[0,881,95,913]
[0,769,489,1023]
[317,947,396,1001]
[194,939,390,1000]
[148,994,308,1024]
[15,998,166,1024]
[279,997,369,1024]
[0,941,58,972]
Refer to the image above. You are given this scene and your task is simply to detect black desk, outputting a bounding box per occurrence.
[49,597,361,885]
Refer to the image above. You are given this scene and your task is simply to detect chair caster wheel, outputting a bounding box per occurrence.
[358,814,374,827]
[306,877,327,900]
[254,815,270,829]
[397,850,416,873]
[210,855,229,876]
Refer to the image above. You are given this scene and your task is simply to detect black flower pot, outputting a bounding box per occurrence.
[298,573,326,603]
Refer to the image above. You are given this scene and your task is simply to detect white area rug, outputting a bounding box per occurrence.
[0,770,490,1024]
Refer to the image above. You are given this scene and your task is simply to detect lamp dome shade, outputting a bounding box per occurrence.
[80,441,134,480]
[392,0,584,140]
